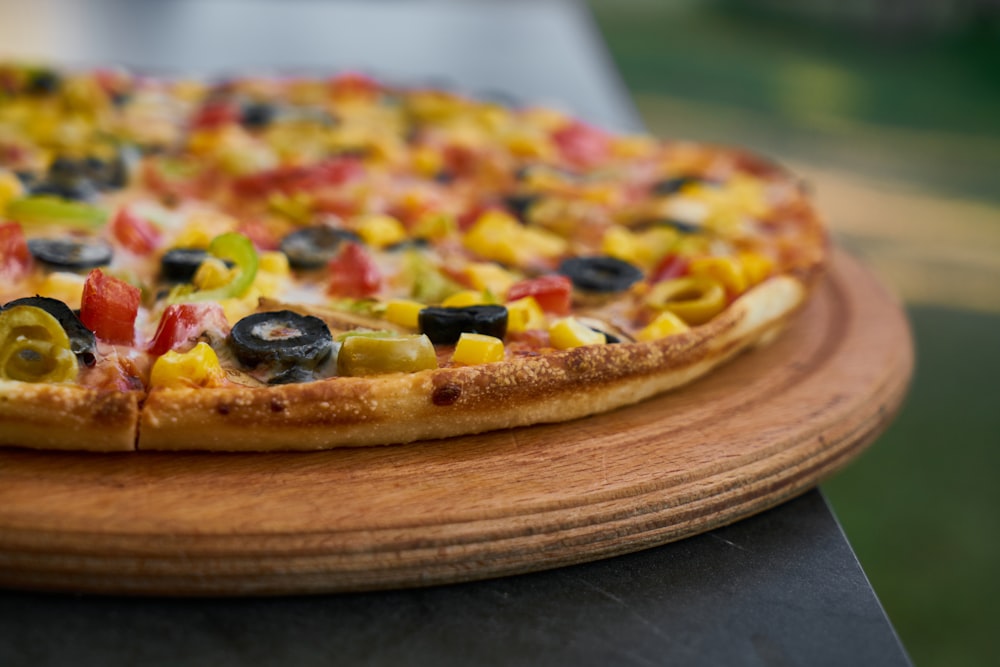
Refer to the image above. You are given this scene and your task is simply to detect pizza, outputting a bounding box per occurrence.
[0,63,826,452]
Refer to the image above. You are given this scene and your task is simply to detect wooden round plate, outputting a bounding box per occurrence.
[0,248,913,596]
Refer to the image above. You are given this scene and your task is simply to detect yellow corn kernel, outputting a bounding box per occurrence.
[266,191,315,224]
[506,296,546,334]
[193,257,235,291]
[601,225,644,266]
[646,276,727,325]
[411,211,458,240]
[452,333,505,365]
[636,311,690,341]
[689,256,749,295]
[463,262,516,295]
[149,342,226,389]
[384,299,425,328]
[611,134,658,159]
[0,170,25,211]
[462,213,515,265]
[549,317,607,349]
[36,272,87,310]
[172,213,238,249]
[738,251,774,287]
[411,146,443,177]
[354,214,407,248]
[503,129,554,160]
[441,290,489,308]
[520,226,568,261]
[258,250,290,278]
[219,287,261,326]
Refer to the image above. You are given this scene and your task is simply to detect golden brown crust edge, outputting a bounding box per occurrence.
[0,382,139,452]
[137,276,807,452]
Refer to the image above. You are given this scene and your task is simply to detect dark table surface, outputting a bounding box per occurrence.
[0,1,910,665]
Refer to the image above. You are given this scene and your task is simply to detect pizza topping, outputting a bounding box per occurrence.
[279,226,361,270]
[147,302,229,356]
[636,311,690,342]
[326,241,381,298]
[505,275,572,316]
[175,232,258,302]
[0,305,78,383]
[79,269,141,345]
[0,221,32,280]
[4,196,108,230]
[110,206,161,255]
[558,256,643,293]
[646,276,727,326]
[2,295,96,364]
[336,332,438,376]
[418,305,508,345]
[27,237,113,270]
[228,310,333,373]
[548,316,607,349]
[452,332,505,365]
[161,247,213,282]
[148,341,226,389]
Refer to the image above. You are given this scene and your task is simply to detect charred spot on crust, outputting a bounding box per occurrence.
[432,383,462,406]
[270,397,286,412]
[216,403,231,416]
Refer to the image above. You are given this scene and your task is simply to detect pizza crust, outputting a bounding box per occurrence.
[136,276,806,451]
[0,381,139,452]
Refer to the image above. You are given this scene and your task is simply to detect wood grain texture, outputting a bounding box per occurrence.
[0,249,913,596]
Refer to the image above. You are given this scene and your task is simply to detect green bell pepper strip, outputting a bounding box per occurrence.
[0,306,78,383]
[176,232,259,303]
[4,196,108,230]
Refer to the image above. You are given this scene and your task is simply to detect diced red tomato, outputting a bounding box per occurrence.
[190,100,241,130]
[147,303,229,357]
[111,206,161,255]
[79,269,141,345]
[0,222,32,281]
[327,241,381,298]
[238,219,280,251]
[232,158,364,197]
[650,254,689,283]
[506,275,573,316]
[552,120,610,169]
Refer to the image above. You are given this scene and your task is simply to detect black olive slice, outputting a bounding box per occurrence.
[228,310,333,369]
[27,238,113,270]
[1,296,97,365]
[384,237,429,252]
[558,256,643,293]
[26,69,61,95]
[29,157,100,201]
[650,176,707,196]
[418,305,508,345]
[241,102,277,129]
[504,194,541,222]
[279,226,362,270]
[160,247,212,282]
[632,218,701,235]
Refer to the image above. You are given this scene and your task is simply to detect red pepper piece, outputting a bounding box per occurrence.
[147,303,229,357]
[506,275,573,316]
[327,241,381,298]
[551,120,610,169]
[111,206,161,255]
[650,254,689,283]
[0,222,32,281]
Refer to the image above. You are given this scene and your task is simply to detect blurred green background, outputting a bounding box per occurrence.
[587,1,1000,665]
